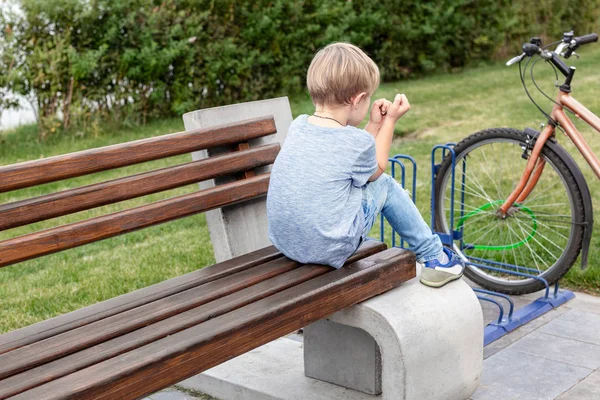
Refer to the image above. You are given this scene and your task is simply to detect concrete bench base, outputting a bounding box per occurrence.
[179,274,483,400]
[305,274,483,400]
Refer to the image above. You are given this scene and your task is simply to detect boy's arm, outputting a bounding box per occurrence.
[364,121,381,137]
[368,117,395,181]
[368,94,411,181]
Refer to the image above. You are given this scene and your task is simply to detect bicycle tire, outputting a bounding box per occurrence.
[433,128,584,295]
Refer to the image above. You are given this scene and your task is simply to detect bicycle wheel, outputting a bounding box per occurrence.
[434,128,584,294]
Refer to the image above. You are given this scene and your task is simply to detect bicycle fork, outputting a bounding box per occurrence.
[499,124,554,216]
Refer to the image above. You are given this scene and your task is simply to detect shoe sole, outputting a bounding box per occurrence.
[420,270,464,288]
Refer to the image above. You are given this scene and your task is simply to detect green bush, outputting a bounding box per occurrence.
[1,0,598,136]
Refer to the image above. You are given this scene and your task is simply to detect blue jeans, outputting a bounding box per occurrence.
[361,173,443,263]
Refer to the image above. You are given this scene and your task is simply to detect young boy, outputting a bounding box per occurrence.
[267,42,463,288]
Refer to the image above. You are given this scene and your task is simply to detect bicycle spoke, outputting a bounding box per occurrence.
[443,197,497,213]
[522,221,567,251]
[522,202,569,208]
[462,170,496,204]
[462,218,501,241]
[513,216,560,261]
[479,147,505,200]
[506,220,522,274]
[541,222,575,229]
[453,168,492,200]
[523,179,562,204]
[477,225,502,262]
[534,219,570,241]
[512,220,546,273]
[451,179,497,204]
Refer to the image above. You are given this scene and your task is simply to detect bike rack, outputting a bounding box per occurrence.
[375,146,575,346]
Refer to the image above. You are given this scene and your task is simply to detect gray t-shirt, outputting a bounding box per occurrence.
[267,114,378,268]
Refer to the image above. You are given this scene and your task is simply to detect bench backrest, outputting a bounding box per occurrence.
[0,116,279,269]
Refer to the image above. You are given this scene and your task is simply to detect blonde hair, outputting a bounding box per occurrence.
[307,42,380,106]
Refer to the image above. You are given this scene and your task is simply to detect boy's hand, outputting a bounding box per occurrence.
[386,94,410,122]
[369,98,393,125]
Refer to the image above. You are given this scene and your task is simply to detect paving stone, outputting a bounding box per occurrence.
[471,348,592,400]
[556,369,600,399]
[285,331,304,343]
[148,389,204,400]
[508,331,600,370]
[538,309,600,346]
[483,307,568,359]
[564,292,600,315]
[178,338,375,400]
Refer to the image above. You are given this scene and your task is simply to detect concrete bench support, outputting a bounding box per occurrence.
[304,273,483,400]
[178,270,483,400]
[182,97,292,262]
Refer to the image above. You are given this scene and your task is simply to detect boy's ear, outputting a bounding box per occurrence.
[351,92,368,108]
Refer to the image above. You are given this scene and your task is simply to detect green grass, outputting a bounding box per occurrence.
[2,46,600,333]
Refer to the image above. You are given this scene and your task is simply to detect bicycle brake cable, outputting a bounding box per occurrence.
[530,57,575,116]
[519,56,555,123]
[541,40,562,50]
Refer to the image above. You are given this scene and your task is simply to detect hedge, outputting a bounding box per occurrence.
[0,0,597,135]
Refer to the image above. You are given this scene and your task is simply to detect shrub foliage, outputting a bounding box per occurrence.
[1,0,598,134]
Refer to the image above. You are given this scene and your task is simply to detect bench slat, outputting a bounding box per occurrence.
[9,248,415,400]
[0,242,387,398]
[0,174,270,269]
[0,144,279,231]
[0,255,300,379]
[0,246,283,355]
[0,116,276,193]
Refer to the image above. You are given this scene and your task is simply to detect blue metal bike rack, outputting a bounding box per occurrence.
[377,146,575,346]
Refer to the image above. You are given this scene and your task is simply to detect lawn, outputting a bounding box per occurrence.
[2,45,600,333]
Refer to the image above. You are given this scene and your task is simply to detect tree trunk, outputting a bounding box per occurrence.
[63,76,74,130]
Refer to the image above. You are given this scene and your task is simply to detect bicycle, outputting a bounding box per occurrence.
[433,31,599,294]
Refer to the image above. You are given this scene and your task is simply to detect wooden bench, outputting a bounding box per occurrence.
[0,115,416,400]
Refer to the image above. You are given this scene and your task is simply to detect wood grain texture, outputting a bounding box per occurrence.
[0,144,279,231]
[0,174,270,269]
[0,242,387,398]
[0,116,276,193]
[8,248,415,400]
[0,256,300,380]
[0,246,283,356]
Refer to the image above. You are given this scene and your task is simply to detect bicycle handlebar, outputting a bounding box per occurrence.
[574,33,598,46]
[506,32,598,77]
[505,32,596,118]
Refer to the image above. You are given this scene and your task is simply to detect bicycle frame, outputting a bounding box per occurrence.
[500,90,600,214]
